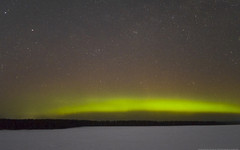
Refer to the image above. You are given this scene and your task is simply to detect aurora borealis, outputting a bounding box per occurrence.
[0,0,240,120]
[51,97,240,115]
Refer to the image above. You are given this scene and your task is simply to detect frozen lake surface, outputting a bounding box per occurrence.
[0,125,240,150]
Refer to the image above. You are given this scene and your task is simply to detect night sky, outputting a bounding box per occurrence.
[0,0,240,120]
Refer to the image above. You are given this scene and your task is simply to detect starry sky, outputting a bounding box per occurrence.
[0,0,240,120]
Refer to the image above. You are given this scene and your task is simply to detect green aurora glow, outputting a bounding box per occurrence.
[1,1,240,121]
[48,97,240,117]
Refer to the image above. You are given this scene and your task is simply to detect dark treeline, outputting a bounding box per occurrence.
[0,119,240,130]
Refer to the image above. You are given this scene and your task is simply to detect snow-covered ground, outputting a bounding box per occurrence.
[0,125,240,150]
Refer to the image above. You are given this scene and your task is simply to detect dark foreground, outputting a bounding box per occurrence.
[1,119,240,130]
